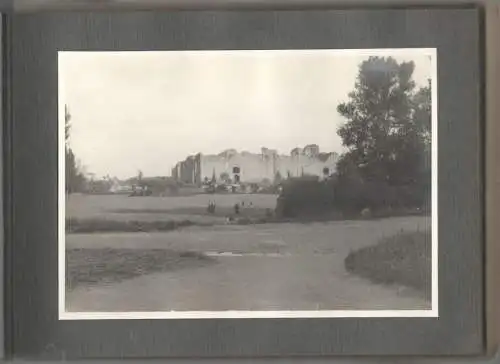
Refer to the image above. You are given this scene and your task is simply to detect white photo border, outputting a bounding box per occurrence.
[57,48,438,320]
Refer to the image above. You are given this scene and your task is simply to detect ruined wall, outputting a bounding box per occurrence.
[277,153,338,178]
[199,152,273,184]
[199,155,228,183]
[173,146,339,185]
[177,156,197,184]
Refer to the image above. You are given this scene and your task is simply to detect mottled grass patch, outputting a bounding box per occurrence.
[344,229,431,300]
[66,218,201,234]
[66,248,215,290]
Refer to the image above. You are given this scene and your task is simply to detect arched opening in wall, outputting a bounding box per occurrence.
[232,166,241,184]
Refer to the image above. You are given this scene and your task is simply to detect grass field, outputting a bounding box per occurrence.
[67,193,278,225]
[65,216,432,311]
[344,229,431,300]
[64,194,433,309]
[66,248,215,291]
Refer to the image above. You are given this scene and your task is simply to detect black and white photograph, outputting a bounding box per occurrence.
[59,49,437,319]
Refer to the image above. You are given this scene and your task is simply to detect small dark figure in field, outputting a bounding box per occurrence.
[241,201,245,207]
[207,201,216,214]
[234,203,240,215]
[265,208,273,218]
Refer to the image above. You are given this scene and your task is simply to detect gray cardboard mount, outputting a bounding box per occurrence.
[2,1,499,362]
[1,11,4,361]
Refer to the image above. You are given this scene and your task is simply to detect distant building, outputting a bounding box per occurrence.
[171,145,339,186]
[109,178,134,194]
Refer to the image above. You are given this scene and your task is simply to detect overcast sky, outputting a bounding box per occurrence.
[59,49,433,179]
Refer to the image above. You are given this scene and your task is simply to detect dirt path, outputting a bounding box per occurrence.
[65,216,431,312]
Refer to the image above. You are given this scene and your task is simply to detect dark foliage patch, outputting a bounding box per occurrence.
[344,230,431,300]
[66,248,215,290]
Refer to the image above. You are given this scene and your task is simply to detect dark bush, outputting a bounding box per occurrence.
[274,173,429,220]
[66,218,196,234]
[275,177,336,218]
[344,230,431,299]
[333,175,429,215]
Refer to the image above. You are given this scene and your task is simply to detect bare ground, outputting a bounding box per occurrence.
[64,215,432,312]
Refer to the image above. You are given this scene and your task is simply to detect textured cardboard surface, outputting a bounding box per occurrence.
[3,3,495,361]
[486,2,499,356]
[8,8,483,359]
[0,13,4,361]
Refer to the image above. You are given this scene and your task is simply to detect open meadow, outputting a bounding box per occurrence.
[66,193,278,225]
[64,193,432,312]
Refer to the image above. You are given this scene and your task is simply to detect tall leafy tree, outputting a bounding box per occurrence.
[412,79,432,144]
[335,57,431,209]
[65,105,86,193]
